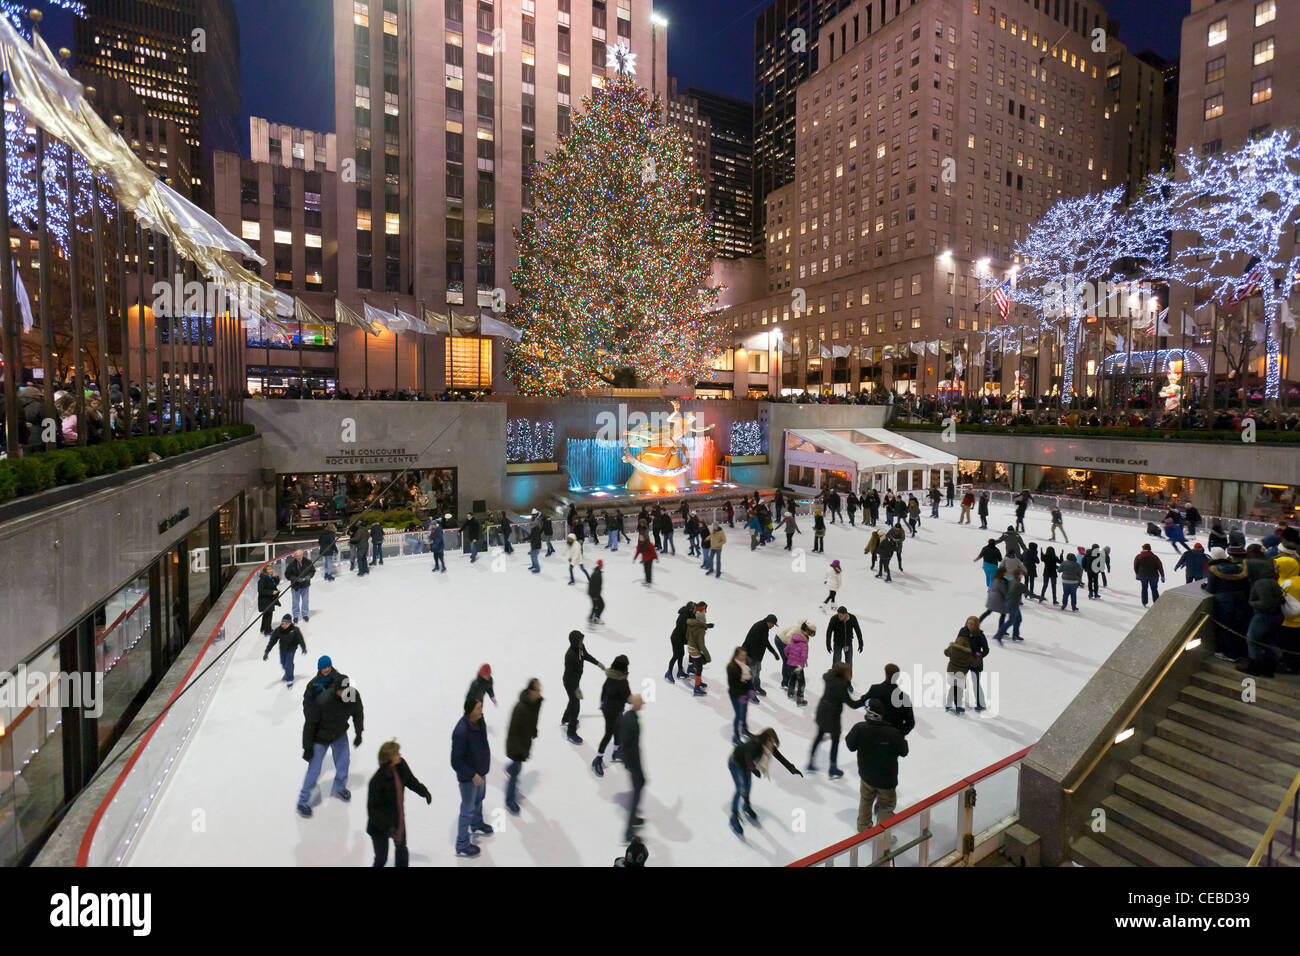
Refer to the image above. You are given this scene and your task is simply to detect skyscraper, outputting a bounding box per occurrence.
[753,0,855,255]
[333,0,667,393]
[689,86,756,258]
[74,0,242,208]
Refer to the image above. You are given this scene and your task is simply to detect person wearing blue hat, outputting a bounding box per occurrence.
[302,656,345,716]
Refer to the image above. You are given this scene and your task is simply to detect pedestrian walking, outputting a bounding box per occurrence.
[366,740,431,867]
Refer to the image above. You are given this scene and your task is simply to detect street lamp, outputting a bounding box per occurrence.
[975,257,991,274]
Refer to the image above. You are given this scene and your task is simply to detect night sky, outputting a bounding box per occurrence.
[54,0,1189,140]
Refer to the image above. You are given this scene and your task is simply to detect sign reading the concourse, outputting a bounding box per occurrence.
[322,447,420,468]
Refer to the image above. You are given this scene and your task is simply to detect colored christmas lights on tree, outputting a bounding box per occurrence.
[504,69,724,395]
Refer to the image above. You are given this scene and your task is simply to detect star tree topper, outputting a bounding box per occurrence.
[606,39,637,76]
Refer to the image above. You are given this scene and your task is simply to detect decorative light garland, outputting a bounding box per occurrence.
[730,419,764,457]
[505,417,557,463]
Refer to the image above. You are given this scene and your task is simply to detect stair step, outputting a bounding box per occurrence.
[1167,701,1300,765]
[1143,736,1290,806]
[1179,685,1300,738]
[1070,835,1136,867]
[1115,773,1269,858]
[1189,670,1300,720]
[1129,754,1296,837]
[1202,658,1300,701]
[1093,817,1196,867]
[1102,795,1244,866]
[1156,719,1300,788]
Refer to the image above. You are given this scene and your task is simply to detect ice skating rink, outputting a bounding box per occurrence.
[124,502,1171,866]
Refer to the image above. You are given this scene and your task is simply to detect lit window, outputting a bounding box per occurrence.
[1207,18,1227,47]
[1204,93,1223,120]
[1255,1,1276,27]
[273,229,292,245]
[445,337,493,388]
[1205,56,1225,83]
[1253,38,1274,65]
[305,233,322,248]
[353,0,368,27]
[1251,76,1272,104]
[241,220,260,240]
[357,210,372,230]
[385,213,400,235]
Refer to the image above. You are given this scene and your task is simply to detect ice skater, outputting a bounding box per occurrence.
[1039,545,1059,603]
[634,531,658,585]
[562,630,603,744]
[619,694,646,842]
[258,564,282,635]
[729,728,802,836]
[846,700,908,831]
[1049,506,1068,542]
[285,550,315,622]
[264,614,306,688]
[592,655,631,776]
[665,601,695,683]
[430,519,447,572]
[823,560,842,606]
[317,526,338,581]
[726,647,753,745]
[741,614,780,699]
[586,559,606,622]
[705,523,725,576]
[813,509,826,552]
[504,679,543,814]
[567,533,590,585]
[686,603,713,696]
[783,623,811,706]
[808,662,864,777]
[467,663,497,707]
[826,605,864,673]
[366,739,431,867]
[369,519,385,566]
[297,676,364,818]
[451,696,492,857]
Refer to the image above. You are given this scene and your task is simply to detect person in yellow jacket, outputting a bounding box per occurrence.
[705,523,726,577]
[1274,555,1300,672]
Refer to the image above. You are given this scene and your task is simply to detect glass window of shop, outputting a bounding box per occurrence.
[0,641,65,867]
[246,367,338,398]
[186,525,213,632]
[277,469,459,533]
[1030,466,1192,506]
[94,571,155,756]
[958,459,1011,490]
[162,545,188,664]
[1233,483,1299,524]
[218,496,240,587]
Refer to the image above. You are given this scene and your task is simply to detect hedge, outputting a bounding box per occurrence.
[0,424,256,505]
[895,422,1300,444]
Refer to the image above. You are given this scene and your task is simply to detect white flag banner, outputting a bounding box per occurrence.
[451,312,479,335]
[953,353,965,376]
[1251,321,1266,343]
[1280,299,1296,331]
[424,310,452,334]
[909,341,925,356]
[364,301,406,333]
[399,309,431,335]
[830,344,852,359]
[862,346,876,362]
[480,314,523,341]
[2,262,35,333]
[926,340,939,355]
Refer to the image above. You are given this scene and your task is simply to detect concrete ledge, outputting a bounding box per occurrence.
[1018,584,1212,865]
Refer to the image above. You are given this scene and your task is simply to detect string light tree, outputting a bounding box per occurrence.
[504,39,725,395]
[1139,129,1300,406]
[977,185,1166,407]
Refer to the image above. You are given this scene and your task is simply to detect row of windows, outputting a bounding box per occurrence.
[1204,76,1273,119]
[1207,1,1276,48]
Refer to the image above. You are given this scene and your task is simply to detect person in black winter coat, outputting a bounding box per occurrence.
[977,492,990,529]
[1203,550,1250,660]
[297,677,364,816]
[846,699,909,830]
[284,551,316,622]
[808,662,865,777]
[257,566,282,635]
[588,560,605,623]
[1039,546,1061,604]
[317,527,338,581]
[826,607,864,671]
[264,614,307,687]
[562,630,604,743]
[369,521,385,565]
[464,513,483,562]
[593,655,631,775]
[619,695,646,842]
[861,663,915,735]
[467,664,497,707]
[366,740,431,867]
[528,520,544,572]
[959,617,990,710]
[665,601,696,683]
[741,614,779,698]
[728,728,802,836]
[504,679,543,813]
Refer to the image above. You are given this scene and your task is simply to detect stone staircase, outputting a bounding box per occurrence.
[1071,659,1300,867]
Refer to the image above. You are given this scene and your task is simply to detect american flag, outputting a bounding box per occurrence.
[1225,256,1268,305]
[1145,307,1168,338]
[993,280,1012,322]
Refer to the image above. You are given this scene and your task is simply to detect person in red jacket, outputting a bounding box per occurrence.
[634,531,659,585]
[1133,543,1166,608]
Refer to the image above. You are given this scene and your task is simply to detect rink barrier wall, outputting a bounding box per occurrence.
[788,746,1032,868]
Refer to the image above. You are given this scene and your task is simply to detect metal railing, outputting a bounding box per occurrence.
[788,747,1032,868]
[1248,768,1300,867]
[977,489,1277,540]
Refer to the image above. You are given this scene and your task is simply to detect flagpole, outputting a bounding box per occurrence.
[35,128,56,444]
[87,98,112,441]
[419,299,427,396]
[477,310,483,394]
[62,68,86,445]
[362,297,370,396]
[0,68,18,458]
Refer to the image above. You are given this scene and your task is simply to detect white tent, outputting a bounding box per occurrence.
[782,427,958,496]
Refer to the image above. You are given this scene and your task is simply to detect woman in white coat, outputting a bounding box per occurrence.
[567,533,590,585]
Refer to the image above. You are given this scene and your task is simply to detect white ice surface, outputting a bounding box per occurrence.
[124,502,1171,867]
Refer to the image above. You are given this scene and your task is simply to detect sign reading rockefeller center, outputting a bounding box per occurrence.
[323,447,420,468]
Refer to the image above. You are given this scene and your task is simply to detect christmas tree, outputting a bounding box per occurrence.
[505,46,723,395]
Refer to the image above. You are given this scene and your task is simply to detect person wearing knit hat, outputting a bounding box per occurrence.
[302,657,344,716]
[823,560,842,607]
[1174,541,1209,583]
[264,616,307,688]
[467,664,497,707]
[1209,547,1229,562]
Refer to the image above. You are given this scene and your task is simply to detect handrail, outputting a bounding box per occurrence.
[788,745,1032,867]
[1062,613,1210,796]
[1247,767,1300,867]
